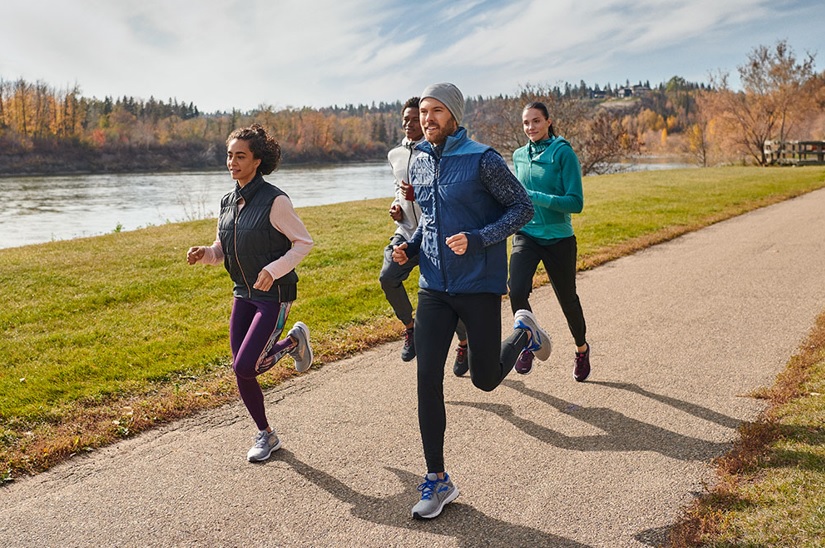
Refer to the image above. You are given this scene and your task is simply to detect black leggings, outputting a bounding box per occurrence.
[415,289,528,473]
[509,234,587,347]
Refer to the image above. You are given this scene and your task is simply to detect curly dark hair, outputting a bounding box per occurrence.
[402,96,420,111]
[226,123,282,175]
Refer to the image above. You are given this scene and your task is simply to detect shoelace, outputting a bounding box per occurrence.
[254,432,271,448]
[515,319,541,352]
[404,330,414,346]
[455,346,467,362]
[417,478,438,500]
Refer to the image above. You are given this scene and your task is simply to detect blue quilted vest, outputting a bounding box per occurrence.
[411,128,508,294]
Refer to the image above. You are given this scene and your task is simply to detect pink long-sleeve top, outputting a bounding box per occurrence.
[198,194,313,279]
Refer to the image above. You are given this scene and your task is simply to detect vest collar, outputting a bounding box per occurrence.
[417,127,468,158]
[234,174,265,204]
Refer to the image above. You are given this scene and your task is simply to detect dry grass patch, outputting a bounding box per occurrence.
[668,310,825,546]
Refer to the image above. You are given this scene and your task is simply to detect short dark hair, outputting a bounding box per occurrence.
[402,96,420,112]
[523,101,557,138]
[226,123,282,175]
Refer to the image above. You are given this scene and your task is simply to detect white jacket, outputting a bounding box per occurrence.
[387,137,424,240]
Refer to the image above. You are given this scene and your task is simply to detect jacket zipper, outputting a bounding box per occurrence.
[432,155,449,291]
[406,145,420,227]
[234,210,252,297]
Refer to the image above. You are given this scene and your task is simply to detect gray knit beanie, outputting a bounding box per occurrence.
[420,82,464,126]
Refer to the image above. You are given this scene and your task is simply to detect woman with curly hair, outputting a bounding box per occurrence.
[187,124,314,462]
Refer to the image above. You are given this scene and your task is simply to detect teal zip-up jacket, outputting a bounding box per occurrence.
[512,136,583,242]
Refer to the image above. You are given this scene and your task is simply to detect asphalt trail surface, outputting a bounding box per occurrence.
[3,188,825,547]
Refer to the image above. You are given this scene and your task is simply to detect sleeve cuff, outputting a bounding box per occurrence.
[465,231,483,252]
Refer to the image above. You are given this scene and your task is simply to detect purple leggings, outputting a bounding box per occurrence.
[229,297,294,431]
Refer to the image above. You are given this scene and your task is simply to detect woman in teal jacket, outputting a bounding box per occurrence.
[509,102,591,381]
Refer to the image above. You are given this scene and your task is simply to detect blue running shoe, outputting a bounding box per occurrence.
[411,472,459,519]
[513,309,552,362]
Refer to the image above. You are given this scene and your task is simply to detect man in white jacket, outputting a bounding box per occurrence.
[379,97,468,371]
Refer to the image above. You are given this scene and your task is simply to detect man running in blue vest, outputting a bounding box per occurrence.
[392,82,552,519]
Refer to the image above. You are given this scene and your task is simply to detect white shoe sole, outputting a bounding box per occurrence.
[412,486,460,519]
[247,438,282,462]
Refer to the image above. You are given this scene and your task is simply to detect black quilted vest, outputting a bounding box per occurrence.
[218,175,298,302]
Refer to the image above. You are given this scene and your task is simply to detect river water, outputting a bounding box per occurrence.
[0,160,695,249]
[0,163,393,249]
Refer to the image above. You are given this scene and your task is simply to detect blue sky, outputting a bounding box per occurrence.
[1,0,822,113]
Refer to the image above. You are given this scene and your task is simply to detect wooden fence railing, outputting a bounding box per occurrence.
[764,140,825,165]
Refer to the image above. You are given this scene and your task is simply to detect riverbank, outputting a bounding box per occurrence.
[0,162,392,249]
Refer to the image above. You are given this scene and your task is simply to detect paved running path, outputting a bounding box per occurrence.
[3,188,825,547]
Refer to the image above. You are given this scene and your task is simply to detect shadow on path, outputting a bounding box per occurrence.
[588,381,741,429]
[275,449,589,547]
[446,380,731,461]
[634,524,673,546]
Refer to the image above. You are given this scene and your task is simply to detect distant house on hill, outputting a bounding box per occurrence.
[632,84,651,96]
[616,85,650,98]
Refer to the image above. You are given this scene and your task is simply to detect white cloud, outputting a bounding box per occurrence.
[0,0,821,112]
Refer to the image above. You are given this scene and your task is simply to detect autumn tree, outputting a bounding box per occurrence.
[465,92,531,153]
[797,70,825,139]
[707,40,817,165]
[575,110,641,174]
[467,85,640,175]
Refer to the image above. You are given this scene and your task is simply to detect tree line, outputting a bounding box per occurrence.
[0,81,404,174]
[1,40,822,176]
[466,41,823,171]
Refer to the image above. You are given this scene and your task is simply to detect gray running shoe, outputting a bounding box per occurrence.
[247,430,281,462]
[287,322,313,373]
[513,309,552,362]
[411,472,459,520]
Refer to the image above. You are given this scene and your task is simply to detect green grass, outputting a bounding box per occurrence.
[573,166,823,264]
[1,165,824,480]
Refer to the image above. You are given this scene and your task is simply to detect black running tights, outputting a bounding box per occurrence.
[414,289,528,473]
